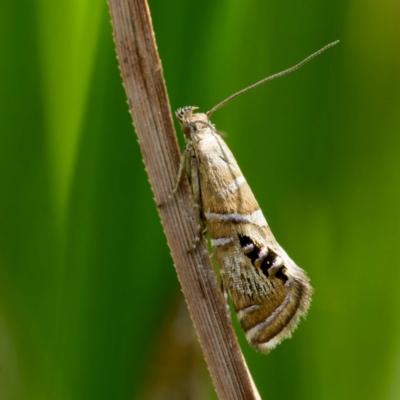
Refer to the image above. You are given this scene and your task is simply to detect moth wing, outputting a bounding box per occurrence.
[213,223,312,354]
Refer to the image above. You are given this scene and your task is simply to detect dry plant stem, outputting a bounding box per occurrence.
[108,0,261,399]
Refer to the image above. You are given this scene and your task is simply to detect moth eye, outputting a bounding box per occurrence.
[181,123,191,136]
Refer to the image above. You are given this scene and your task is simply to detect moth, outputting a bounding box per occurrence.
[165,41,338,353]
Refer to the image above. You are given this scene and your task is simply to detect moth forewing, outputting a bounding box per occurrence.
[176,107,312,354]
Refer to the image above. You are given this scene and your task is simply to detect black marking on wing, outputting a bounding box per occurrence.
[238,234,288,282]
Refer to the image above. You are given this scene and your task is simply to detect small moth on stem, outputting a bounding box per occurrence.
[163,41,338,353]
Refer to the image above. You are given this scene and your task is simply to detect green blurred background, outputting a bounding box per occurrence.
[1,0,400,399]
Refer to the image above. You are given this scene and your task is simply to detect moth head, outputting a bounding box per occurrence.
[176,106,216,139]
[175,106,199,136]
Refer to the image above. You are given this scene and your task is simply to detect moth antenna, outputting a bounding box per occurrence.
[206,40,339,117]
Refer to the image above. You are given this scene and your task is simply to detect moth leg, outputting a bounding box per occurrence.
[187,155,203,252]
[158,146,191,207]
